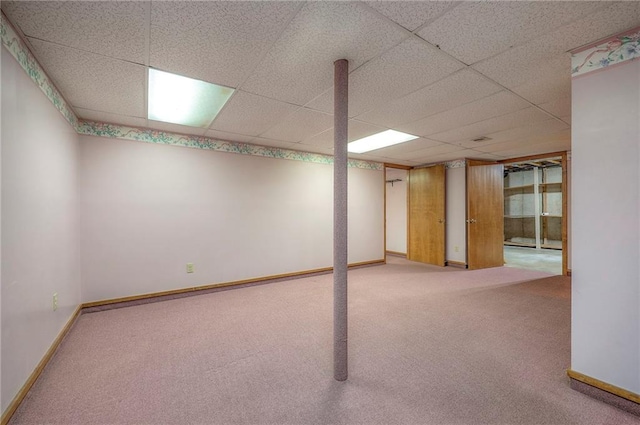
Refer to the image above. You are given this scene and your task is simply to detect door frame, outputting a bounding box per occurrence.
[498,151,569,276]
[384,163,412,258]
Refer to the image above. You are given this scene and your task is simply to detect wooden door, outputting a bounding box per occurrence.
[466,160,504,269]
[407,165,445,266]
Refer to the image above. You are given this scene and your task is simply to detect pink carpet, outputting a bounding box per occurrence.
[9,257,639,424]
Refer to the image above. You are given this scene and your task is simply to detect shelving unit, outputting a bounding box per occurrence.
[504,164,563,250]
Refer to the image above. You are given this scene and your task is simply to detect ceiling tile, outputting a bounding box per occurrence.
[356,69,502,127]
[472,129,571,154]
[363,1,459,32]
[261,108,334,142]
[305,37,465,116]
[538,97,572,118]
[397,91,530,137]
[2,1,147,62]
[75,108,146,129]
[388,142,463,161]
[458,119,569,149]
[418,1,604,64]
[412,148,476,165]
[241,1,408,105]
[249,138,302,150]
[368,137,442,157]
[150,2,301,88]
[471,2,640,88]
[511,72,571,106]
[491,139,572,159]
[347,152,390,163]
[298,119,387,149]
[429,107,551,144]
[28,38,145,117]
[149,120,207,137]
[209,91,300,137]
[204,129,257,144]
[290,144,334,156]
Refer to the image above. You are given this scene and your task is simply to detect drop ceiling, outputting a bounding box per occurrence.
[2,1,639,166]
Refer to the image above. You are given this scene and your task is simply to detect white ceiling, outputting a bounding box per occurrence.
[3,1,639,166]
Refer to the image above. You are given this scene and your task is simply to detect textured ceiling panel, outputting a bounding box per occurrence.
[241,1,407,105]
[150,1,301,88]
[363,1,459,32]
[471,2,640,88]
[76,108,147,129]
[458,119,569,149]
[209,91,300,137]
[418,1,604,64]
[387,142,463,161]
[298,119,387,149]
[305,37,465,117]
[28,38,145,117]
[204,129,256,144]
[538,97,572,119]
[472,129,571,153]
[489,138,572,158]
[2,1,147,62]
[365,137,442,157]
[412,148,476,164]
[430,107,551,144]
[149,120,208,137]
[249,138,302,150]
[397,91,530,137]
[260,108,334,142]
[357,69,502,128]
[511,72,571,106]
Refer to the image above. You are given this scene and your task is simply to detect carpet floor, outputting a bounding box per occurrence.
[9,257,639,424]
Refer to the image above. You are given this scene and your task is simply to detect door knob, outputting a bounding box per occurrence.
[438,218,445,223]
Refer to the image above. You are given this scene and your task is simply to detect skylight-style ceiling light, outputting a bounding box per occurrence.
[348,129,419,154]
[148,68,234,128]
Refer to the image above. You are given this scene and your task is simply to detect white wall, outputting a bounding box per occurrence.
[79,135,384,302]
[385,168,406,254]
[1,48,81,412]
[446,166,466,264]
[572,60,640,393]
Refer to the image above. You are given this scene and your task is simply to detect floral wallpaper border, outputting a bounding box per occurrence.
[77,121,383,170]
[1,12,79,128]
[445,159,466,169]
[571,26,640,77]
[1,12,382,172]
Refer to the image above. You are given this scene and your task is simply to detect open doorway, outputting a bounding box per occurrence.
[502,154,566,275]
[385,167,408,258]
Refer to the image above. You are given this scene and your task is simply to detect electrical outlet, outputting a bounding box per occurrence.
[186,263,194,274]
[454,246,459,252]
[53,293,58,311]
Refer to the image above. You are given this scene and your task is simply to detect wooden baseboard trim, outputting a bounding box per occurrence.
[1,305,82,425]
[386,250,407,258]
[567,369,640,405]
[446,260,467,268]
[83,259,386,309]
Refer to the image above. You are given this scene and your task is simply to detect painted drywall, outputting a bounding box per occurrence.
[446,166,466,264]
[79,135,384,302]
[385,168,407,254]
[1,47,81,412]
[571,59,640,393]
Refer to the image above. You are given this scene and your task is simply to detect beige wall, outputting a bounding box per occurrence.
[1,48,82,412]
[79,135,385,303]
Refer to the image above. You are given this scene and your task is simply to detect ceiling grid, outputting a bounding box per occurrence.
[2,1,637,166]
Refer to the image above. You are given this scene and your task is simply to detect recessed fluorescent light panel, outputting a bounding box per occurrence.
[148,68,234,128]
[347,129,419,153]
